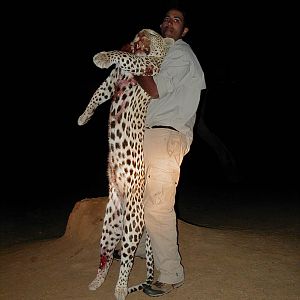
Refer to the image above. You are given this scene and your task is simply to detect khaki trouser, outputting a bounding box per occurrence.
[137,127,189,284]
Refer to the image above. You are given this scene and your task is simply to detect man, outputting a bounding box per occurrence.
[135,7,206,297]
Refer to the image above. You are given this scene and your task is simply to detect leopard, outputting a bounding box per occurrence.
[77,29,174,300]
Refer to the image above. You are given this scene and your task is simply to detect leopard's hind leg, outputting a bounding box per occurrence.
[114,194,145,299]
[88,188,123,291]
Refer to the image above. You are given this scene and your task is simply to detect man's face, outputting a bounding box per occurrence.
[160,9,189,41]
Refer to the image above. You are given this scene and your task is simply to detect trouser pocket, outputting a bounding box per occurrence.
[145,166,179,206]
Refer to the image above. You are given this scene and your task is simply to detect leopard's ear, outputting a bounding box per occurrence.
[164,37,175,47]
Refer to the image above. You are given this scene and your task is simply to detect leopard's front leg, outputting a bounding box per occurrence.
[93,51,161,76]
[78,69,118,125]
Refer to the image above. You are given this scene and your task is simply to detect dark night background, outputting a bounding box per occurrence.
[2,2,298,244]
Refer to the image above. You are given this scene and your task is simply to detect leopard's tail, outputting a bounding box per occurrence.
[127,262,154,294]
[127,234,154,294]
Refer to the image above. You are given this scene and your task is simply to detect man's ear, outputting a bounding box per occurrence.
[182,27,189,37]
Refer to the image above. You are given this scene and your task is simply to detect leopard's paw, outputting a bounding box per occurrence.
[93,52,112,69]
[88,274,105,291]
[78,111,93,126]
[114,286,128,300]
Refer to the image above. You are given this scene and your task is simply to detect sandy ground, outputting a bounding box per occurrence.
[1,197,300,300]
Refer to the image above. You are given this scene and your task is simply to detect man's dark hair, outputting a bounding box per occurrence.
[165,5,190,27]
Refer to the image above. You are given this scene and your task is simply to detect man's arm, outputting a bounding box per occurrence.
[120,42,159,98]
[135,76,159,99]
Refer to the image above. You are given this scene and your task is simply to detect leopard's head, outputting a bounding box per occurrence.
[131,28,174,58]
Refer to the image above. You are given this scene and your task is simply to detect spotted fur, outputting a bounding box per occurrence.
[78,29,174,300]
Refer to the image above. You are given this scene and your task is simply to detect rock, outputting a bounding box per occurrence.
[63,197,108,245]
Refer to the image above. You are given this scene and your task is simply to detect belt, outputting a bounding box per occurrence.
[146,125,178,132]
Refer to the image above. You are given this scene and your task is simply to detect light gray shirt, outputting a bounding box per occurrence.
[145,39,206,147]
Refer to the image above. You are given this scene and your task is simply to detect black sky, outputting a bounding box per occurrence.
[3,2,298,210]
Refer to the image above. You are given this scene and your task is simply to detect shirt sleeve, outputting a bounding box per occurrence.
[153,47,191,99]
